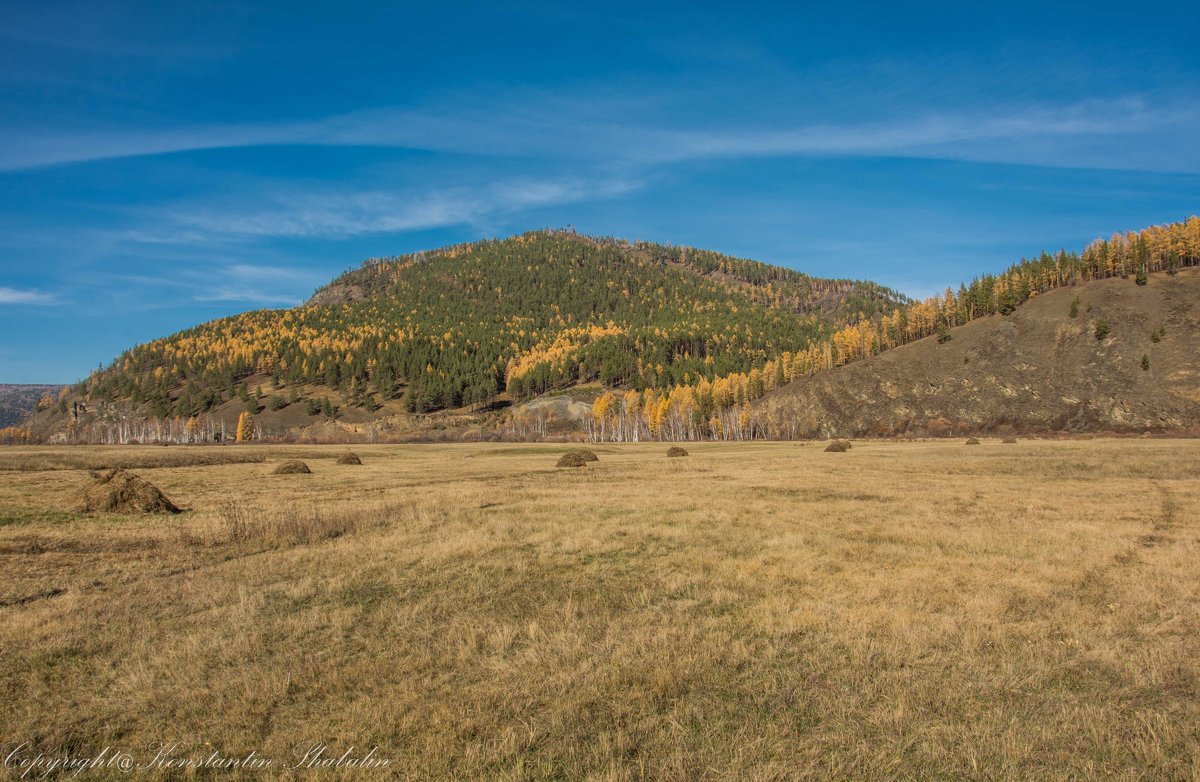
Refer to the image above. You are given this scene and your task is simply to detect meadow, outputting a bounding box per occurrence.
[0,439,1197,780]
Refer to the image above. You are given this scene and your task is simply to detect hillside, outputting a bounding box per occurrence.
[40,230,904,442]
[25,218,1200,444]
[758,268,1200,437]
[0,384,59,428]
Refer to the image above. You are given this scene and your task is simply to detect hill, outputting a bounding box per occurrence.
[757,268,1200,437]
[580,217,1200,441]
[40,230,904,442]
[25,218,1200,444]
[0,384,59,428]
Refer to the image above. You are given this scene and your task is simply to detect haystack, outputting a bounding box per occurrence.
[965,437,981,445]
[273,460,312,474]
[667,446,689,457]
[336,452,363,465]
[72,469,181,514]
[824,440,851,453]
[574,449,599,462]
[556,452,589,468]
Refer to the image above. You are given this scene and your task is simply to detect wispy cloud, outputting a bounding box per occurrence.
[0,286,56,305]
[191,264,325,305]
[2,93,1197,174]
[125,176,643,242]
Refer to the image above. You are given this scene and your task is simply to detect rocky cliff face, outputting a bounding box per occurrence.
[760,269,1200,437]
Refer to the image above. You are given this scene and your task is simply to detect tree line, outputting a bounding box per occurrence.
[77,230,902,419]
[588,216,1200,441]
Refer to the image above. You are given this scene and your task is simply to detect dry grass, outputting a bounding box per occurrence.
[0,447,267,472]
[556,451,590,468]
[71,468,181,514]
[216,500,401,546]
[0,439,1198,779]
[271,459,312,475]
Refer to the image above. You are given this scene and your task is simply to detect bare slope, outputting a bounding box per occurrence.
[760,269,1200,437]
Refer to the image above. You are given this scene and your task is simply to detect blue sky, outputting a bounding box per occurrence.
[1,1,1198,383]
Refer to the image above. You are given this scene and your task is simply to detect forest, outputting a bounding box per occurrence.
[77,231,904,418]
[52,217,1200,444]
[584,217,1200,441]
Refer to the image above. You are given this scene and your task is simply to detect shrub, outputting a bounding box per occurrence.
[269,395,288,411]
[1069,297,1080,318]
[1094,320,1111,341]
[1142,353,1150,371]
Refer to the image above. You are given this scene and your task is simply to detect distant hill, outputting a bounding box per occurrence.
[0,385,59,428]
[757,268,1200,437]
[38,230,904,441]
[23,218,1200,444]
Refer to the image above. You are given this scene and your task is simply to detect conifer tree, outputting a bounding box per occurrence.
[235,411,255,443]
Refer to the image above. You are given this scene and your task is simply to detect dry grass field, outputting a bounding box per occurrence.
[1,439,1198,780]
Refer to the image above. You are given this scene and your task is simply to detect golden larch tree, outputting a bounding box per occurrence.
[235,411,255,443]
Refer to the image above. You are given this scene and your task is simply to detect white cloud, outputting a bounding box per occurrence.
[2,93,1197,174]
[126,176,643,242]
[189,263,323,305]
[0,286,55,305]
[191,288,305,306]
[649,98,1189,162]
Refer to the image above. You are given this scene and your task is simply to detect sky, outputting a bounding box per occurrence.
[1,1,1198,383]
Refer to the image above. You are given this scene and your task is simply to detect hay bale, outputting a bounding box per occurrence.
[336,452,362,465]
[824,440,851,453]
[574,449,599,462]
[556,452,588,468]
[667,446,689,457]
[965,437,981,445]
[273,460,312,475]
[72,469,181,514]
[1001,437,1018,444]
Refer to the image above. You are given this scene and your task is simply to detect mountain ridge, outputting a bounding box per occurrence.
[31,229,905,443]
[21,218,1200,444]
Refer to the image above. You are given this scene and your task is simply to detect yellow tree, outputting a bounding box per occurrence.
[592,391,616,441]
[235,411,255,443]
[622,389,641,441]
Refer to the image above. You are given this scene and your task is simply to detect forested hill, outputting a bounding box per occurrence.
[72,230,907,420]
[310,232,902,322]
